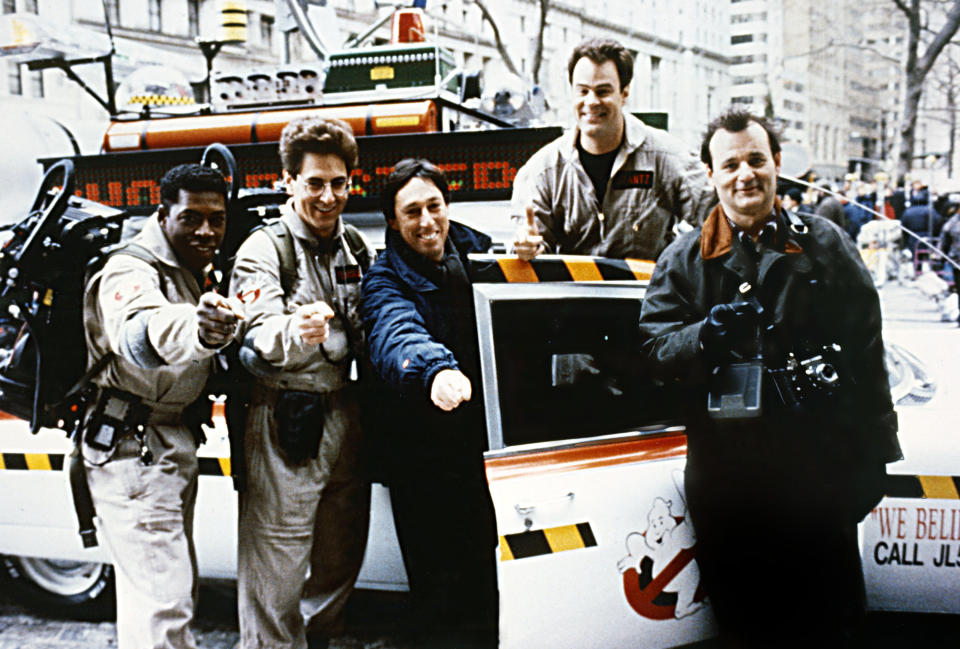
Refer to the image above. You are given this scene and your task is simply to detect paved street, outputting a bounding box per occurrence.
[0,580,422,648]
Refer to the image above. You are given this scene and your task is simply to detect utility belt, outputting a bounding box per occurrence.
[70,386,211,549]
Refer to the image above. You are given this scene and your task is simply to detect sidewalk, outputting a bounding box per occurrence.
[879,279,957,330]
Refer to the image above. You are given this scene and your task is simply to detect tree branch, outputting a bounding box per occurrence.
[892,0,913,16]
[530,0,549,84]
[918,0,960,80]
[471,0,520,77]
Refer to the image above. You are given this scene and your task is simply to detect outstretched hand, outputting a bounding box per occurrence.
[198,292,244,346]
[430,368,472,412]
[295,301,335,345]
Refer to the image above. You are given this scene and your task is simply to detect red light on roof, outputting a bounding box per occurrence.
[391,9,425,43]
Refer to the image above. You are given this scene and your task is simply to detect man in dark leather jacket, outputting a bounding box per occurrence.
[638,109,902,648]
[360,159,498,647]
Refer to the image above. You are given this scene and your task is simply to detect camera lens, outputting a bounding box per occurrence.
[812,362,838,385]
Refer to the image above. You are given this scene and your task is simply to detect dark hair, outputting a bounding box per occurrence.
[380,158,450,223]
[567,38,634,90]
[700,108,781,169]
[279,116,359,176]
[160,164,227,210]
[784,187,803,203]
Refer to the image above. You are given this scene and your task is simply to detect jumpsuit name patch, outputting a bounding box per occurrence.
[611,170,654,190]
[335,265,362,284]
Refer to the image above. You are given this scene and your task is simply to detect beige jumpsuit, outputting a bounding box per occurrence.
[230,202,373,649]
[82,215,223,649]
[511,111,716,260]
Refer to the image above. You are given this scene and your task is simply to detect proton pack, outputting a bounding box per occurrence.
[0,160,128,433]
[0,143,272,437]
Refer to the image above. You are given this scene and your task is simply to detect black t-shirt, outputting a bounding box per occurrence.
[577,139,619,207]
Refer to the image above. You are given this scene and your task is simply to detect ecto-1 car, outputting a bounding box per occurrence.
[0,252,957,648]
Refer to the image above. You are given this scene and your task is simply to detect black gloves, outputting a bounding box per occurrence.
[699,301,762,365]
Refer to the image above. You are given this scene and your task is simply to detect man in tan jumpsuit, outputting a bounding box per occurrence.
[231,116,374,649]
[82,163,243,649]
[512,38,715,261]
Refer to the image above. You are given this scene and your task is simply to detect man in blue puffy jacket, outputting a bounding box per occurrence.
[360,159,498,647]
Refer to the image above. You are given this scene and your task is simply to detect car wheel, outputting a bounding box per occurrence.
[1,555,115,620]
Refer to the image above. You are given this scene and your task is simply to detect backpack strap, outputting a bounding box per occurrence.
[342,223,372,271]
[68,242,167,401]
[258,219,370,297]
[261,219,298,298]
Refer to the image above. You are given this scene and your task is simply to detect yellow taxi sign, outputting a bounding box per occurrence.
[370,65,395,81]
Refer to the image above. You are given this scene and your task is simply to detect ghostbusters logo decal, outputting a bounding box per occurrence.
[617,470,708,620]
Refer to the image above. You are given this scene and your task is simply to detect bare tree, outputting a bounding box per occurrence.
[893,0,960,181]
[925,45,960,176]
[470,0,550,83]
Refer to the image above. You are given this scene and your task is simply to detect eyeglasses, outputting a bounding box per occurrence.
[299,175,350,197]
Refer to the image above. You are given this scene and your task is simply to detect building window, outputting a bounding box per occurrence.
[148,0,161,31]
[731,34,753,44]
[731,12,767,24]
[260,15,273,48]
[188,0,200,37]
[731,54,767,65]
[30,68,42,97]
[3,0,15,14]
[104,0,119,25]
[8,62,22,95]
[23,0,36,13]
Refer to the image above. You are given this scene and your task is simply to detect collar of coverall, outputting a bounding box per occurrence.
[700,197,804,260]
[559,109,646,163]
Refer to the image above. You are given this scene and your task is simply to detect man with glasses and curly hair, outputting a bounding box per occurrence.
[230,116,375,649]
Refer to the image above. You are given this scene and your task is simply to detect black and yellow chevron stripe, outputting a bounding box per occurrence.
[470,254,654,284]
[127,95,196,106]
[886,474,960,499]
[0,452,230,477]
[500,522,597,561]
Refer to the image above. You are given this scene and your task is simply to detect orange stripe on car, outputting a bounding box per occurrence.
[497,258,539,283]
[561,257,603,281]
[918,475,960,499]
[625,258,655,280]
[486,433,687,482]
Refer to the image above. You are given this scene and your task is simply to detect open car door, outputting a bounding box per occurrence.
[473,281,718,649]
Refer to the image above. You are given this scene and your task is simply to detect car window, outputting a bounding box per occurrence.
[485,296,680,448]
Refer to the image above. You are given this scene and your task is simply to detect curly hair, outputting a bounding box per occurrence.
[380,158,450,223]
[567,38,634,90]
[160,164,227,210]
[279,116,359,176]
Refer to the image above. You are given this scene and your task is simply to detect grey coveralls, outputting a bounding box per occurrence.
[510,111,716,260]
[230,201,373,649]
[82,215,223,649]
